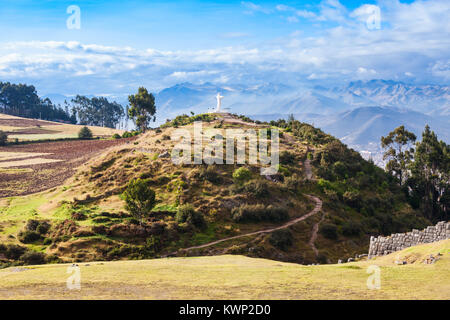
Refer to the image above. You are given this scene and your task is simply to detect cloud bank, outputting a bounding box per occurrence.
[0,0,449,95]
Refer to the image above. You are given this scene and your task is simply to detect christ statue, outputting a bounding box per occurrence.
[216,93,224,112]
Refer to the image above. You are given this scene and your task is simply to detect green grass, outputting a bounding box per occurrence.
[0,240,448,300]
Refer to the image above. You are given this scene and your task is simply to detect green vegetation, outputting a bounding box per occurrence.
[128,87,156,132]
[232,167,252,183]
[78,126,93,139]
[269,229,293,251]
[0,82,76,123]
[175,204,206,229]
[231,204,289,223]
[71,95,125,128]
[122,178,156,223]
[161,113,216,128]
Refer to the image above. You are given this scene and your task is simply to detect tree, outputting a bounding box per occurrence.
[78,126,93,139]
[122,179,156,224]
[381,125,416,185]
[128,87,156,132]
[0,82,75,123]
[0,130,7,146]
[408,125,449,221]
[71,95,124,128]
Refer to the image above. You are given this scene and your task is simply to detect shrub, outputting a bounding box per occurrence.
[20,251,46,265]
[280,151,296,165]
[0,130,7,146]
[5,245,27,260]
[342,221,362,237]
[320,223,338,240]
[232,167,252,183]
[269,230,293,251]
[343,191,362,209]
[199,166,221,183]
[243,180,269,198]
[176,204,205,228]
[122,178,156,223]
[78,126,93,139]
[284,174,300,191]
[18,230,41,243]
[36,221,51,235]
[122,131,133,138]
[112,133,121,139]
[231,204,289,223]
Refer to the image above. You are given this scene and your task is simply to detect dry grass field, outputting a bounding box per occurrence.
[0,113,123,141]
[0,240,448,300]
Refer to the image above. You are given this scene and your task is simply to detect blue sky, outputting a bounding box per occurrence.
[0,0,448,96]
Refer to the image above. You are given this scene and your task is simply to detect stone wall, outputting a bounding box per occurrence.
[368,221,450,258]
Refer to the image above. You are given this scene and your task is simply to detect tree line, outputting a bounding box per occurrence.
[0,82,157,131]
[0,82,76,123]
[382,125,449,222]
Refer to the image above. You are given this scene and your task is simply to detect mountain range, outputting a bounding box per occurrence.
[41,79,450,166]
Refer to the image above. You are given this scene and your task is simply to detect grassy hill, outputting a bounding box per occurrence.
[0,240,448,299]
[0,113,431,267]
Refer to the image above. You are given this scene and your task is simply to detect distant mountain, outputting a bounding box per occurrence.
[330,80,450,116]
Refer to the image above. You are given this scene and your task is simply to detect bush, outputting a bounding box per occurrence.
[320,223,338,240]
[284,174,300,191]
[176,204,205,228]
[25,219,50,235]
[36,222,51,235]
[243,180,269,198]
[232,167,252,183]
[343,191,362,209]
[20,251,46,265]
[78,126,93,139]
[199,166,221,183]
[18,230,42,243]
[0,130,7,146]
[112,133,121,139]
[122,178,156,223]
[232,204,289,223]
[122,131,133,138]
[269,230,293,251]
[0,244,26,260]
[342,221,362,237]
[280,151,296,165]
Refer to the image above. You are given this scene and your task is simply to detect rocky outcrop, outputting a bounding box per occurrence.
[368,221,450,258]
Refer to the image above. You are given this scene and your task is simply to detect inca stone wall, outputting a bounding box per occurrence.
[368,221,450,258]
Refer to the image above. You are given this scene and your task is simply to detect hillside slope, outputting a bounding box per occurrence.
[0,113,430,267]
[0,240,448,300]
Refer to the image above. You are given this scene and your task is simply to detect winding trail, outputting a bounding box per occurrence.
[164,195,322,257]
[308,212,326,257]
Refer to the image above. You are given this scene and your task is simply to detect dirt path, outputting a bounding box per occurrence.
[218,113,262,127]
[308,212,326,257]
[165,195,322,256]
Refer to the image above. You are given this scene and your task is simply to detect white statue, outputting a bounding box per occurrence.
[216,93,224,112]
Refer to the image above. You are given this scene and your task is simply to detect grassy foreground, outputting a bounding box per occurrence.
[0,240,448,300]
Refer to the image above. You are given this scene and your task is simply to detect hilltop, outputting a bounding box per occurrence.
[0,239,448,299]
[0,113,430,267]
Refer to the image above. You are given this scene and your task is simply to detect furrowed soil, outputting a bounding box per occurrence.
[0,138,134,197]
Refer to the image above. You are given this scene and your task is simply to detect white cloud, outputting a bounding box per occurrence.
[0,0,449,95]
[241,1,272,14]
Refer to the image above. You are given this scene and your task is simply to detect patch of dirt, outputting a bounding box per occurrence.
[0,138,135,197]
[0,118,60,127]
